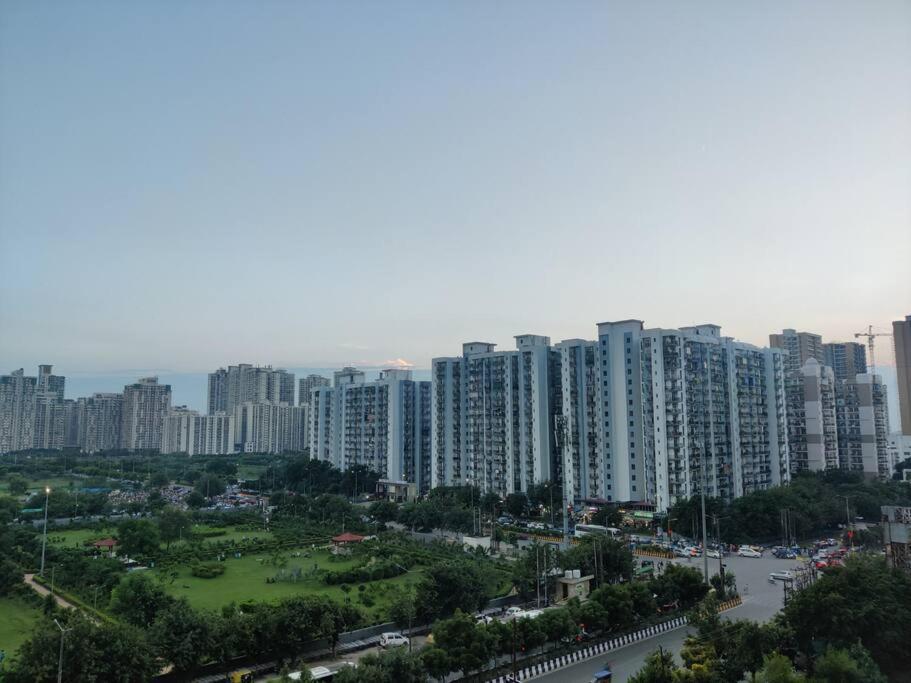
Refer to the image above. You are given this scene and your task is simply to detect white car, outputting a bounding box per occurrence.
[769,570,794,582]
[738,546,762,558]
[707,549,721,559]
[379,632,409,648]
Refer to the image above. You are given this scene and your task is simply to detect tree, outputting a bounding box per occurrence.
[369,500,399,524]
[421,647,453,682]
[755,654,805,683]
[109,572,175,627]
[151,599,212,672]
[195,474,226,499]
[592,504,623,528]
[591,584,635,631]
[116,518,161,557]
[148,472,169,489]
[7,474,28,496]
[536,607,577,645]
[432,611,494,675]
[4,612,157,682]
[560,536,634,584]
[812,645,887,683]
[185,490,206,508]
[0,557,21,596]
[505,493,528,518]
[388,587,417,636]
[157,506,190,548]
[628,647,679,683]
[334,648,426,683]
[781,555,911,677]
[649,564,708,609]
[416,562,489,621]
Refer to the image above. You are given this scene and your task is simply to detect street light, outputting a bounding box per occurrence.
[53,618,71,683]
[40,487,51,576]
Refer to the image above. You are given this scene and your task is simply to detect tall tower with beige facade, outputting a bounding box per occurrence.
[894,314,911,436]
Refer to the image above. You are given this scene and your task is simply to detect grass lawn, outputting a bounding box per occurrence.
[236,464,267,481]
[159,548,425,622]
[46,526,118,549]
[0,476,83,497]
[0,598,41,657]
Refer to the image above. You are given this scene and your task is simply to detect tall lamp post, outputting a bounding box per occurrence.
[53,618,71,683]
[40,487,51,576]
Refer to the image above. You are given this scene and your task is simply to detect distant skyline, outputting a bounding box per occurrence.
[2,3,909,374]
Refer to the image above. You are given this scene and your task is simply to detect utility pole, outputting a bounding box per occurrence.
[711,514,724,581]
[511,618,518,679]
[700,461,709,584]
[40,487,51,576]
[839,495,852,548]
[54,618,71,683]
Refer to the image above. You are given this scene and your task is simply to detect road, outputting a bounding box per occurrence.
[536,553,803,682]
[23,572,78,610]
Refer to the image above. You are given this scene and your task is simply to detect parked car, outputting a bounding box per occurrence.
[707,549,721,559]
[528,521,546,531]
[379,632,409,649]
[769,570,794,582]
[738,546,762,558]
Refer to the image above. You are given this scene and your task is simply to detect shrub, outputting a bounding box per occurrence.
[191,562,226,579]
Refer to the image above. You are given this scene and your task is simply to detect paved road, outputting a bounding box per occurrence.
[536,553,804,682]
[23,572,78,610]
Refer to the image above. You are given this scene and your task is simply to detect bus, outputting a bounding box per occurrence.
[574,524,622,539]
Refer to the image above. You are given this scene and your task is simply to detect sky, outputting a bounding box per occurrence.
[1,1,909,405]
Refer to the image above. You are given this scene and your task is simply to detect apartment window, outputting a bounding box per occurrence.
[628,379,632,386]
[631,464,635,470]
[628,399,633,406]
[627,369,632,375]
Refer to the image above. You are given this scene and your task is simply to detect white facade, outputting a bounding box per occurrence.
[76,393,123,453]
[430,336,559,497]
[208,364,295,414]
[0,369,38,453]
[798,359,838,472]
[835,374,891,477]
[120,377,172,451]
[234,402,306,454]
[162,409,236,455]
[298,374,330,406]
[309,369,432,489]
[887,434,911,472]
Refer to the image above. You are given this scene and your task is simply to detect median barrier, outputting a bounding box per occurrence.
[485,615,690,681]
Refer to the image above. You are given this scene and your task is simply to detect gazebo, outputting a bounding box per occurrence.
[331,532,365,555]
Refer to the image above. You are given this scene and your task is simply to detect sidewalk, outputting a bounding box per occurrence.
[23,572,78,610]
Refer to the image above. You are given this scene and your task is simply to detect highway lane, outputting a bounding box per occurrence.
[536,553,804,682]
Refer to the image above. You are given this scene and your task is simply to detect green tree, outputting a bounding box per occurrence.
[505,493,528,518]
[116,518,161,556]
[781,555,911,677]
[592,504,623,528]
[334,648,426,683]
[421,646,453,682]
[755,654,804,683]
[185,490,206,508]
[812,645,887,683]
[432,611,495,675]
[368,500,400,523]
[7,474,28,496]
[195,474,226,499]
[628,647,679,683]
[536,607,577,644]
[157,505,190,548]
[388,587,417,636]
[151,599,212,672]
[109,571,175,627]
[649,564,708,609]
[591,583,635,631]
[5,612,156,683]
[561,536,634,584]
[416,561,489,621]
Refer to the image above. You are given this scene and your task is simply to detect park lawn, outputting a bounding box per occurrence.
[0,598,41,656]
[236,464,267,481]
[0,476,82,496]
[159,548,425,622]
[46,526,118,548]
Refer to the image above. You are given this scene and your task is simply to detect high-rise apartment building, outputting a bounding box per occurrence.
[310,369,432,489]
[207,365,295,414]
[120,377,171,451]
[558,323,789,511]
[894,314,911,436]
[432,322,790,511]
[824,342,867,383]
[234,402,306,454]
[0,369,37,453]
[36,365,65,400]
[298,374,330,406]
[794,359,839,472]
[770,329,825,372]
[162,408,235,455]
[76,393,123,452]
[835,374,891,477]
[431,336,560,497]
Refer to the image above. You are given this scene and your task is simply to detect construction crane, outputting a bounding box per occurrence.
[854,325,893,376]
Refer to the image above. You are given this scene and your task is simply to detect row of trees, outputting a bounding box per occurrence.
[629,554,910,682]
[668,470,911,545]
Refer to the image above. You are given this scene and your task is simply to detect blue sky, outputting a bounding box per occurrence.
[1,1,909,389]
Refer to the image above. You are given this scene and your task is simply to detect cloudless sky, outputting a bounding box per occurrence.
[2,1,909,385]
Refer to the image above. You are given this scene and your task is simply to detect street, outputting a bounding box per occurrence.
[535,552,803,682]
